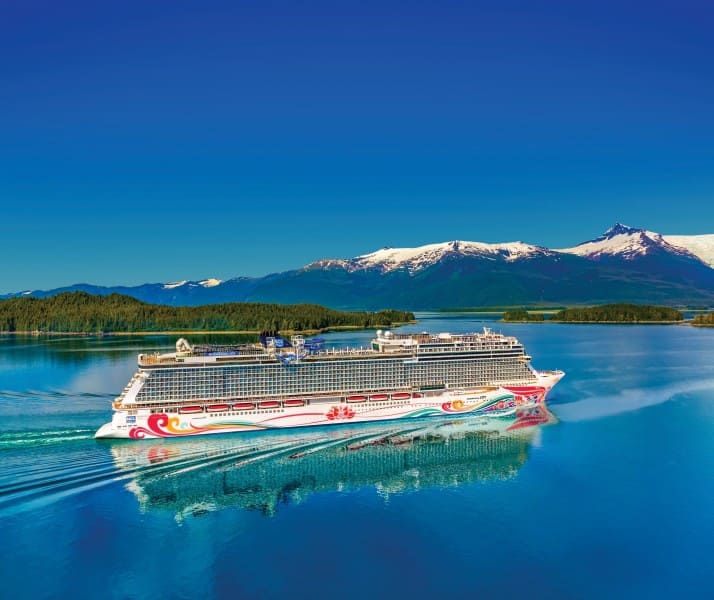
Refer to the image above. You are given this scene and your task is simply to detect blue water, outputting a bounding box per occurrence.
[1,315,713,599]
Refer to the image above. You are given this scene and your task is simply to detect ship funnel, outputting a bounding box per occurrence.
[176,338,192,353]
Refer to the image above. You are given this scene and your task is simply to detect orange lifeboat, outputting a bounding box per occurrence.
[284,399,305,407]
[258,400,281,409]
[392,393,411,400]
[179,405,202,414]
[346,395,367,403]
[207,404,230,412]
[370,394,389,401]
[233,402,254,410]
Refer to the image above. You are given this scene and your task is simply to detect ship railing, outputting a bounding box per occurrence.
[138,357,173,366]
[415,344,518,353]
[138,351,269,367]
[310,346,377,358]
[126,386,429,411]
[384,331,516,340]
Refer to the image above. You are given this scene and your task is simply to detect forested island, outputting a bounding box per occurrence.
[441,306,565,313]
[550,304,683,322]
[0,292,415,334]
[502,310,545,322]
[503,304,685,323]
[692,313,714,326]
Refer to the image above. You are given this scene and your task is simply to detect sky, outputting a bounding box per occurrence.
[1,0,713,292]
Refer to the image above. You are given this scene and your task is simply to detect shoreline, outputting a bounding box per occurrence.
[501,319,690,325]
[0,320,418,337]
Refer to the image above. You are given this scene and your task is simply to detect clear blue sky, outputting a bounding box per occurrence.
[2,0,713,292]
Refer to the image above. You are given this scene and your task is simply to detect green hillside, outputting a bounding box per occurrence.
[0,292,415,333]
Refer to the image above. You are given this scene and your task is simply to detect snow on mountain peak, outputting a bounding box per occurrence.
[152,224,714,285]
[199,278,223,288]
[162,278,224,290]
[664,234,714,268]
[310,240,549,274]
[557,223,701,262]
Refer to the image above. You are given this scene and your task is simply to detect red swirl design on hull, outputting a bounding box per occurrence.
[502,386,546,405]
[129,414,175,439]
[128,413,272,438]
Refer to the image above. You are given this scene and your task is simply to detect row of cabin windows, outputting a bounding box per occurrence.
[136,362,535,401]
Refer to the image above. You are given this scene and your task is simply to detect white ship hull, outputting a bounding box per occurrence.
[95,373,562,440]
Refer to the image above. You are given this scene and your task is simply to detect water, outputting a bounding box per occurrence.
[1,315,713,599]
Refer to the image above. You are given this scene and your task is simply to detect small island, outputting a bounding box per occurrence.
[502,310,545,322]
[502,303,685,323]
[0,292,415,334]
[550,304,683,323]
[692,313,714,327]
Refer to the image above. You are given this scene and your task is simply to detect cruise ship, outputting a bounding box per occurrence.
[95,328,564,439]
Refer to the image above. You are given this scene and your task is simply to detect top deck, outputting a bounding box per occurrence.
[137,328,525,368]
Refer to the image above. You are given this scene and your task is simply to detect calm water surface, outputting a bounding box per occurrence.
[1,314,713,599]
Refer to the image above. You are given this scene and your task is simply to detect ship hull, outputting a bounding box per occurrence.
[95,381,559,440]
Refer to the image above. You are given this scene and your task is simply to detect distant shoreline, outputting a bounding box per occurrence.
[0,321,417,337]
[501,320,687,325]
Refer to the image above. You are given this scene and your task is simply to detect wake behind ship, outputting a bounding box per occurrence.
[95,328,564,439]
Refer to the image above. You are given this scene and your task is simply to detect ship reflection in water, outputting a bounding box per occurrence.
[111,405,555,522]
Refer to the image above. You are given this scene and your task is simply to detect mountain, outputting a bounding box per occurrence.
[557,223,694,260]
[662,234,714,268]
[309,240,553,273]
[4,223,714,309]
[555,222,714,268]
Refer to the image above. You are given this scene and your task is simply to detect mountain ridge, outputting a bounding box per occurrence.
[4,224,714,309]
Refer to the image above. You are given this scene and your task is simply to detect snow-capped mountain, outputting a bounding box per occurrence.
[663,234,714,268]
[309,240,552,273]
[557,223,700,261]
[163,278,224,290]
[3,224,714,309]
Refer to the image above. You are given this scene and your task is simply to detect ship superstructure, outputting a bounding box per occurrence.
[95,329,563,439]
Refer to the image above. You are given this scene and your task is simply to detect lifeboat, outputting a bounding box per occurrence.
[411,392,423,399]
[370,394,389,401]
[284,399,305,407]
[391,393,411,400]
[207,404,230,412]
[179,405,202,414]
[233,402,254,410]
[346,395,367,403]
[258,400,281,409]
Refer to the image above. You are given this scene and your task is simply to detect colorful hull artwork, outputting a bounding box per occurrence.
[97,384,556,440]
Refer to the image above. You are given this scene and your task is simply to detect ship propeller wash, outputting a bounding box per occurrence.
[95,328,564,439]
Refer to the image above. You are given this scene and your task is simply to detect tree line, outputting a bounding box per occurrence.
[692,313,714,326]
[550,304,683,322]
[502,310,545,322]
[503,304,686,323]
[0,292,415,333]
